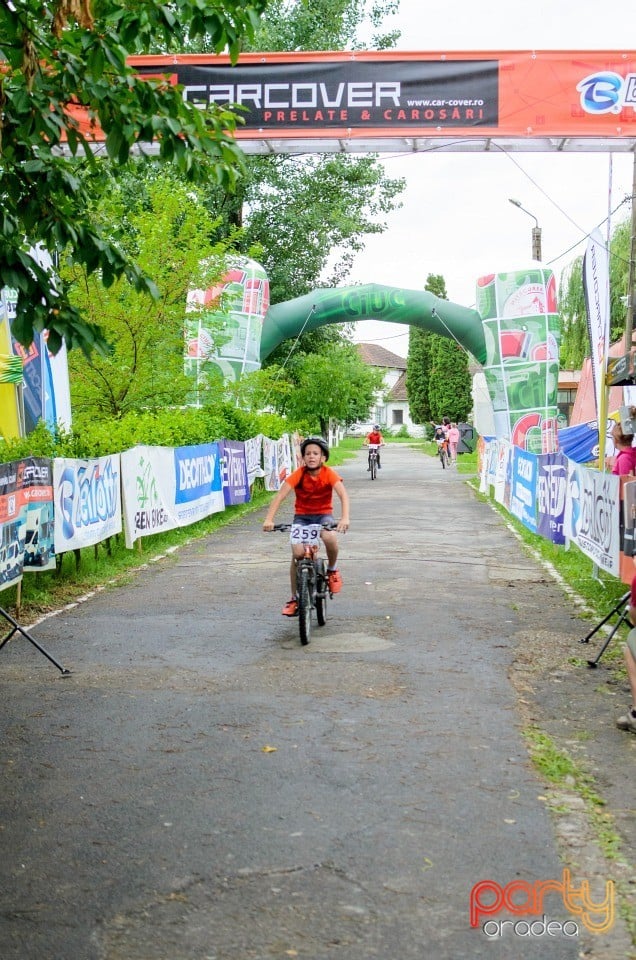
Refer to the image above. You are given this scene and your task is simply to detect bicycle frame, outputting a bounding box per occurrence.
[436,439,449,469]
[271,523,336,644]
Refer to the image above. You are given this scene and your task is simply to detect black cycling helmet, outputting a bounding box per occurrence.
[300,436,330,461]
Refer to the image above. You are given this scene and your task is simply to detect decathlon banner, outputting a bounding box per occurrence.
[54,456,122,553]
[126,50,636,147]
[564,460,620,575]
[121,443,224,548]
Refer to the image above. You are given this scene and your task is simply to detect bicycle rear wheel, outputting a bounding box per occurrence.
[297,565,313,645]
[315,560,327,626]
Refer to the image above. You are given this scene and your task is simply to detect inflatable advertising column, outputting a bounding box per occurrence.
[476,268,560,454]
[185,256,269,388]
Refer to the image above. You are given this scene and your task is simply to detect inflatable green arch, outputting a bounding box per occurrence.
[260,284,487,365]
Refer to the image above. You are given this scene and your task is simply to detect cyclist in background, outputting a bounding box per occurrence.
[432,423,450,462]
[263,437,350,616]
[364,425,385,470]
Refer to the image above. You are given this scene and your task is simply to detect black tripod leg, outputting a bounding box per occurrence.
[586,608,630,668]
[0,607,71,676]
[579,591,630,644]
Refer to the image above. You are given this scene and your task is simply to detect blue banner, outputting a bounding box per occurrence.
[537,452,567,545]
[173,443,222,505]
[221,440,251,506]
[510,447,538,533]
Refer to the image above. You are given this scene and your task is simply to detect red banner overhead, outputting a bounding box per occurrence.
[126,49,636,153]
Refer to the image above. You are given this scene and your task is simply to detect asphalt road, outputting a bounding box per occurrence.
[0,444,631,959]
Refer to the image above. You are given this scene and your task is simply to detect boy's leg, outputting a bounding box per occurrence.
[321,530,338,568]
[282,549,302,615]
[321,529,342,592]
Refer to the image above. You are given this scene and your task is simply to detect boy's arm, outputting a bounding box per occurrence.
[333,480,350,532]
[263,481,293,530]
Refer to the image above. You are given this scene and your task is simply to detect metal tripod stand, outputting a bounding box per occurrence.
[0,606,70,675]
[579,590,631,669]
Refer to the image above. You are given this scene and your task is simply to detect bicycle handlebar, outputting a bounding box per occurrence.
[270,522,339,531]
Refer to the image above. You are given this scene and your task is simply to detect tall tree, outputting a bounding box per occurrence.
[65,172,235,417]
[405,327,432,424]
[406,274,472,425]
[428,338,473,424]
[241,154,405,307]
[282,342,385,437]
[250,0,400,53]
[0,0,266,355]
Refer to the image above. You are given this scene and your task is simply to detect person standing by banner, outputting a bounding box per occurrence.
[611,422,636,476]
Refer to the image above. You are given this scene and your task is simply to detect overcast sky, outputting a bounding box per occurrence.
[347,0,636,358]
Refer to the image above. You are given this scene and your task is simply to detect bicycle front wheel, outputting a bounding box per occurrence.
[297,565,313,645]
[370,457,377,480]
[315,560,327,626]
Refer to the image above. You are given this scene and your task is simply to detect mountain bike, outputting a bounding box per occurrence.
[367,443,380,480]
[436,438,450,469]
[271,522,337,645]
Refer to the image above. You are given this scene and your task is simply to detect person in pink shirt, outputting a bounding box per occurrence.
[447,422,460,464]
[611,423,636,476]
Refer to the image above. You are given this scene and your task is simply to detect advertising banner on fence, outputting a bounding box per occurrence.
[510,447,538,533]
[220,440,250,506]
[0,460,27,592]
[0,458,55,590]
[263,437,281,491]
[537,452,567,546]
[493,439,512,508]
[121,443,224,548]
[53,456,122,553]
[564,460,620,575]
[22,459,55,573]
[277,435,292,483]
[245,434,265,486]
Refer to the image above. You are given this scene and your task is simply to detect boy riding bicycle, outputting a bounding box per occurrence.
[262,437,350,616]
[364,425,385,470]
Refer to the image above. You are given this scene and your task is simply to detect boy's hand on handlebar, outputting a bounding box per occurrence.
[337,519,349,533]
[263,520,275,531]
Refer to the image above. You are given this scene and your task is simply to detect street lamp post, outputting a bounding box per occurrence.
[508,198,542,262]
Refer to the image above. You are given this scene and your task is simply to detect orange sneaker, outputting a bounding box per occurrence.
[282,598,298,616]
[327,569,342,594]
